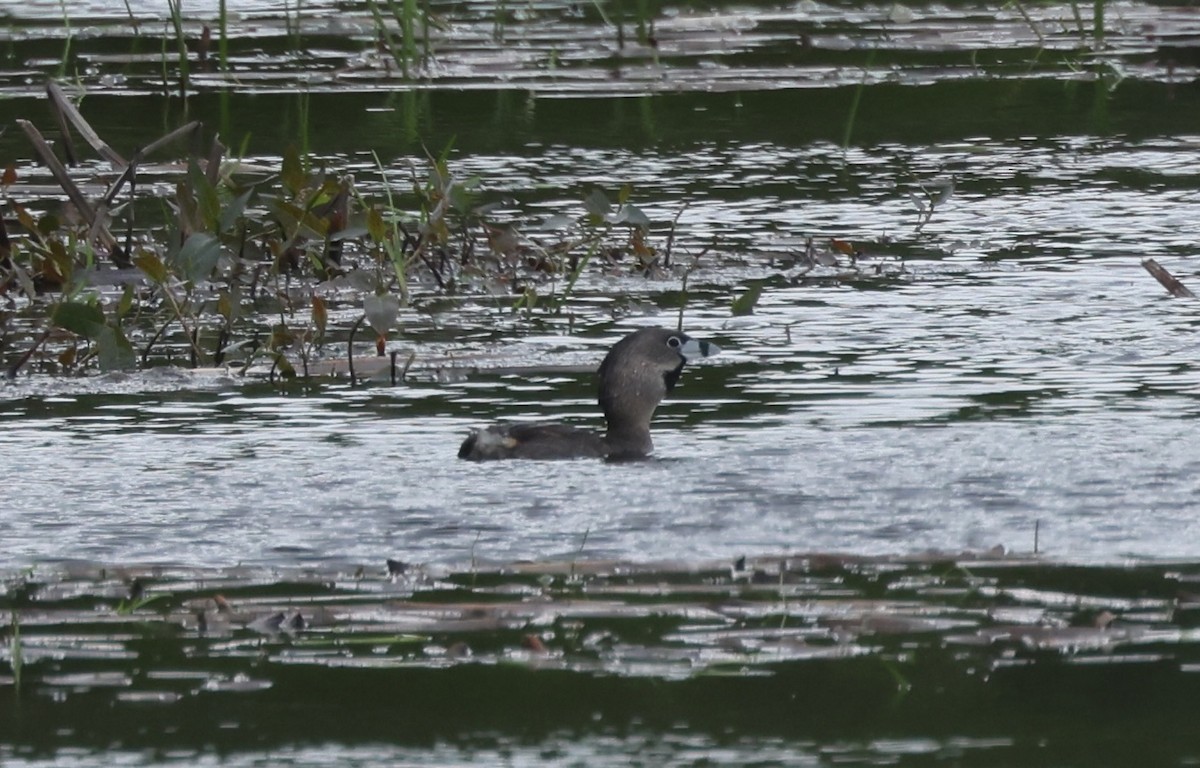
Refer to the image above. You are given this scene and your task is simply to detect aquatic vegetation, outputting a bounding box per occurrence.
[730,282,762,316]
[0,93,694,378]
[365,0,433,78]
[165,0,189,96]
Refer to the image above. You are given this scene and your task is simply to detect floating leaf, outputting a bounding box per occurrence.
[52,301,105,339]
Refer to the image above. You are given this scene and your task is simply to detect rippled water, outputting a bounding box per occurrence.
[5,132,1200,566]
[5,0,1200,765]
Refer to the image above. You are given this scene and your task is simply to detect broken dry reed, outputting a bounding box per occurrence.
[1142,258,1195,299]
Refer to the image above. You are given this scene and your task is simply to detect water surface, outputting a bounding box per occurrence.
[4,0,1200,765]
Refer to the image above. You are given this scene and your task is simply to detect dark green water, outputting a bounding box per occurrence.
[6,558,1200,766]
[4,0,1200,764]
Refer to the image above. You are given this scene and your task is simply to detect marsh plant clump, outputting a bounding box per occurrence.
[0,90,678,380]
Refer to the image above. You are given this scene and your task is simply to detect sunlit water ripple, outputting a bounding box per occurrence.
[5,244,1200,567]
[2,1,1200,571]
[4,132,1200,567]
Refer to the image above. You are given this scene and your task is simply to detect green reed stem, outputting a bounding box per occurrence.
[56,0,73,77]
[365,0,402,73]
[403,0,418,72]
[842,48,875,150]
[298,87,310,167]
[166,0,189,97]
[218,0,229,72]
[421,0,431,64]
[289,0,303,53]
[121,0,140,33]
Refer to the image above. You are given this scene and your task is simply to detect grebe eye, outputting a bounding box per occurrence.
[667,336,682,349]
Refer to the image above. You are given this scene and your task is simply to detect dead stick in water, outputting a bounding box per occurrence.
[101,121,203,206]
[6,328,51,379]
[47,88,79,167]
[1142,258,1195,298]
[16,119,115,251]
[46,82,127,167]
[206,134,226,187]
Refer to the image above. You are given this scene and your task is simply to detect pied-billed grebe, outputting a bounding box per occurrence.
[459,326,720,461]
